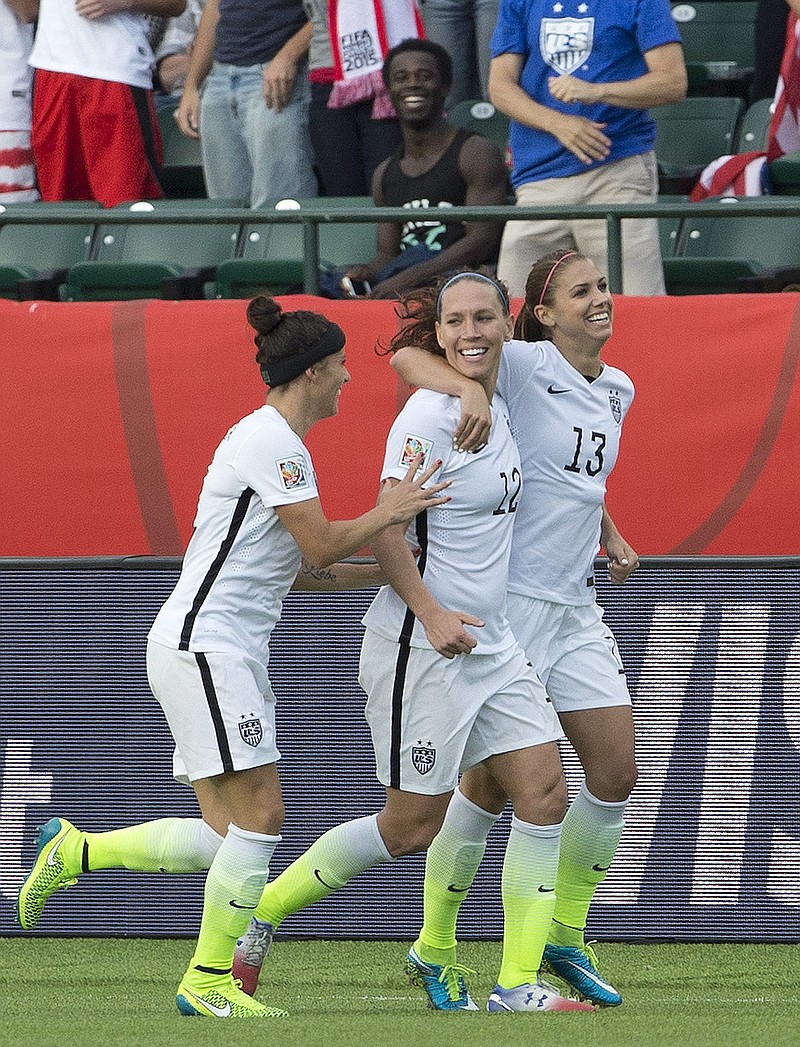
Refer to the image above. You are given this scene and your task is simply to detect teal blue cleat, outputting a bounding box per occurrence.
[17,817,83,930]
[542,942,622,1007]
[404,946,478,1011]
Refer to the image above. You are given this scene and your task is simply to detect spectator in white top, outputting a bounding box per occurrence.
[0,0,38,203]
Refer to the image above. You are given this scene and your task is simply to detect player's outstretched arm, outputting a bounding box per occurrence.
[276,455,449,568]
[391,347,491,452]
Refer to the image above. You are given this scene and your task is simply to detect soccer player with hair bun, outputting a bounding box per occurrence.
[16,296,448,1020]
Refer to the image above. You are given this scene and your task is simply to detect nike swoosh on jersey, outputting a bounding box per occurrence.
[592,864,611,872]
[447,884,470,893]
[537,885,555,892]
[546,384,571,394]
[314,869,336,889]
[183,989,232,1018]
[229,900,257,909]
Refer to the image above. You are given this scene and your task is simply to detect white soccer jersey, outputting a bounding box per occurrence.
[0,6,34,129]
[363,389,521,654]
[30,0,156,89]
[498,339,635,605]
[148,405,319,657]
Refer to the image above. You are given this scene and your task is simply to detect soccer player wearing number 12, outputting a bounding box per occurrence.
[234,271,594,1013]
[391,250,638,1009]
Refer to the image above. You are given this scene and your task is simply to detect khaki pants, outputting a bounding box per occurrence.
[498,151,665,297]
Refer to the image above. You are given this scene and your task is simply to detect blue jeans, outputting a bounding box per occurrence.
[200,60,317,206]
[419,0,500,108]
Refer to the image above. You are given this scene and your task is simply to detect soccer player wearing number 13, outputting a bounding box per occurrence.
[390,251,639,1009]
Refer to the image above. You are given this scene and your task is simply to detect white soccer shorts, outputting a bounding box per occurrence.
[146,640,280,784]
[359,630,562,794]
[506,593,632,713]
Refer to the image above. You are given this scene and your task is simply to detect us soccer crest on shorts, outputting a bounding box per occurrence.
[238,714,263,748]
[400,434,434,470]
[276,455,310,491]
[412,740,436,775]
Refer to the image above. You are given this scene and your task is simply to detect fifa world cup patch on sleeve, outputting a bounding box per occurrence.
[276,455,310,491]
[399,434,434,470]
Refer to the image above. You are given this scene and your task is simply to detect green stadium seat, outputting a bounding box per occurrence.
[213,197,377,299]
[0,202,100,300]
[156,102,206,198]
[655,196,689,259]
[61,200,241,301]
[671,2,757,98]
[653,96,745,191]
[446,99,510,151]
[663,199,800,293]
[737,99,774,153]
[769,149,800,194]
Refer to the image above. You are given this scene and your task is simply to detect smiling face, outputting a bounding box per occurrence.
[386,49,448,127]
[535,257,613,368]
[313,348,350,419]
[435,278,512,394]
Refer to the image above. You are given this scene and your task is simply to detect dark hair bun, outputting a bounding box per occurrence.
[247,295,282,335]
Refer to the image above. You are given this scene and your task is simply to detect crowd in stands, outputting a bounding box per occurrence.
[1,0,797,297]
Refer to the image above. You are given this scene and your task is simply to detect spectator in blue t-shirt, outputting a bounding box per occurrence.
[489,0,687,296]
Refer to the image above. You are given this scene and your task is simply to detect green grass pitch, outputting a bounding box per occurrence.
[2,938,797,1047]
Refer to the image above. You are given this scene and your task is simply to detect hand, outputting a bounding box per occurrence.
[548,74,601,106]
[453,383,491,452]
[549,112,611,165]
[605,537,640,585]
[157,53,191,95]
[176,85,201,138]
[420,606,484,658]
[263,53,299,112]
[377,454,451,525]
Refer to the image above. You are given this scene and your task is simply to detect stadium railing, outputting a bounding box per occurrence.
[4,196,800,299]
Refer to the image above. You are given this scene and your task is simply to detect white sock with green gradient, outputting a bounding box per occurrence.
[549,784,626,948]
[498,817,561,989]
[189,823,280,976]
[254,814,393,928]
[415,789,500,965]
[80,817,223,874]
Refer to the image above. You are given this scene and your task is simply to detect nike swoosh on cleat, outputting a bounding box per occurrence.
[537,885,555,893]
[229,900,257,909]
[447,884,470,893]
[560,958,616,992]
[183,990,232,1017]
[547,385,571,394]
[313,869,336,889]
[45,833,68,867]
[592,864,611,872]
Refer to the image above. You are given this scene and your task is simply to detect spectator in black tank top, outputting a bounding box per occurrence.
[326,39,509,300]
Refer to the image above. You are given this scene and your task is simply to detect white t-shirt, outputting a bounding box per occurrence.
[498,339,635,605]
[0,5,34,128]
[363,388,521,655]
[29,0,156,90]
[149,405,319,658]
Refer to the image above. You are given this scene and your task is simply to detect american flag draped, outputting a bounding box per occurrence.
[690,13,800,200]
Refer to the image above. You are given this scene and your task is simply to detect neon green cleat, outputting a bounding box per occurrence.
[17,817,84,929]
[176,972,288,1019]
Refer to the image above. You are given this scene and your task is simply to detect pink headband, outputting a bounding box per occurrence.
[538,252,578,306]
